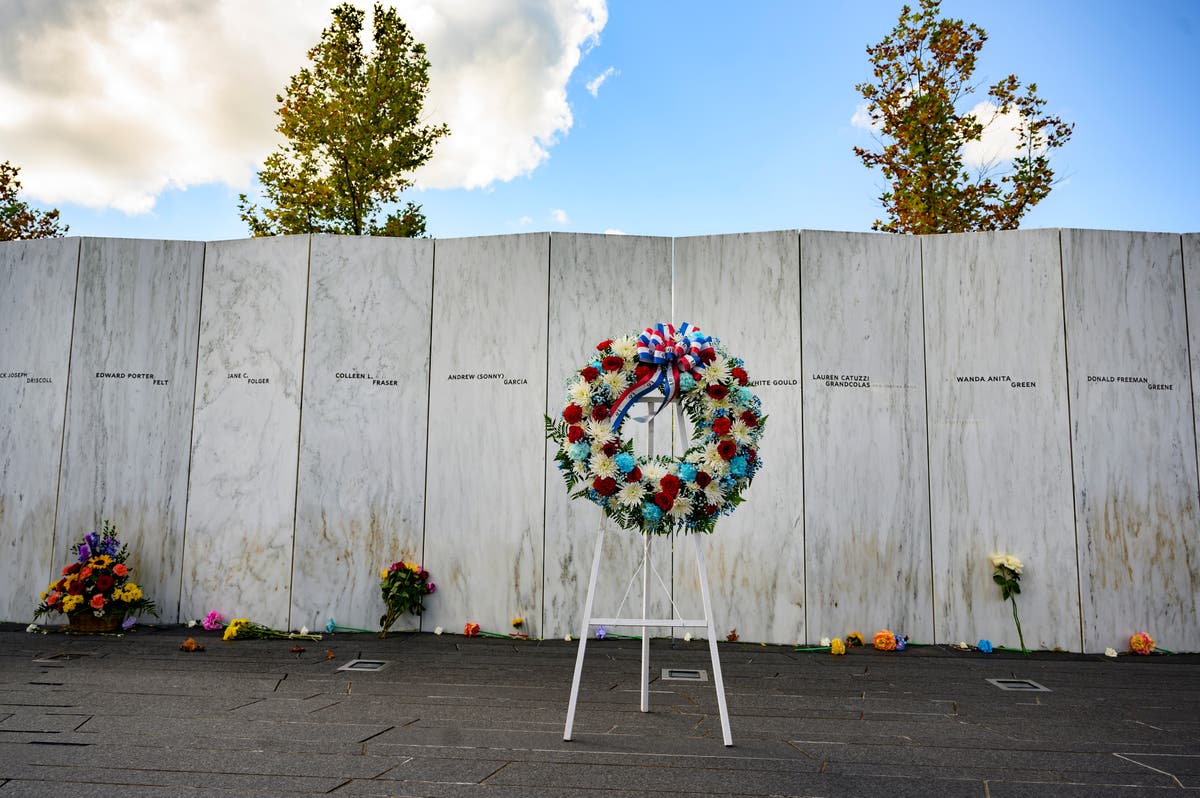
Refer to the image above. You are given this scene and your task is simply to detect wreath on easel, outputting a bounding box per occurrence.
[545,323,766,535]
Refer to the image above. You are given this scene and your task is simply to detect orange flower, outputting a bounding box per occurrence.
[873,629,897,651]
[90,593,106,609]
[112,563,128,577]
[464,622,480,637]
[80,566,93,579]
[1129,631,1155,655]
[47,592,61,606]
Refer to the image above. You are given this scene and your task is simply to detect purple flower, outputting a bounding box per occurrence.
[77,543,91,562]
[595,625,607,640]
[202,610,224,631]
[426,582,436,593]
[122,616,137,631]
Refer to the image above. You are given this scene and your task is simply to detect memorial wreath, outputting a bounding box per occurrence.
[545,323,765,535]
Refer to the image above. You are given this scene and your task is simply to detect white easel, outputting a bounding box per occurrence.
[562,397,733,747]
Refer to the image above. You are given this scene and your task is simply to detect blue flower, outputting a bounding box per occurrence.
[679,373,696,393]
[678,463,697,482]
[325,618,337,634]
[568,442,590,461]
[121,616,137,631]
[595,625,607,640]
[978,639,993,653]
[729,456,748,477]
[641,503,663,523]
[895,635,906,651]
[720,475,736,489]
[615,452,635,473]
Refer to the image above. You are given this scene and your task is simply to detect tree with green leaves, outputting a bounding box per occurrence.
[854,0,1073,234]
[239,3,449,237]
[1,160,68,241]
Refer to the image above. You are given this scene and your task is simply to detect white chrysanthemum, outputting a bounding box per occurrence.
[642,462,666,482]
[701,395,732,415]
[700,359,730,384]
[585,418,613,441]
[561,438,576,454]
[590,455,618,478]
[685,448,704,464]
[703,481,726,504]
[701,443,727,473]
[572,462,589,479]
[617,481,647,507]
[612,335,638,360]
[602,370,627,395]
[731,419,753,444]
[568,379,591,405]
[667,496,693,518]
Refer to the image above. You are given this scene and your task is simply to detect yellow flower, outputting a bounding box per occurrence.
[381,569,388,579]
[62,595,83,613]
[122,584,142,601]
[512,617,524,628]
[407,563,420,573]
[830,638,846,655]
[873,629,897,651]
[88,555,114,569]
[1129,631,1155,655]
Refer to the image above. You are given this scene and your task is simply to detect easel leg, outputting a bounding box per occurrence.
[640,532,651,712]
[693,535,733,747]
[564,523,606,741]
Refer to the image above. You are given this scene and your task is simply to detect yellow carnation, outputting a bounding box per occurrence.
[830,638,846,655]
[62,595,83,613]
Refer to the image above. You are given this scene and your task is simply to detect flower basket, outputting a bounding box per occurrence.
[67,611,125,634]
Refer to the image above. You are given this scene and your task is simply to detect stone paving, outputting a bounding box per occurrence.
[1,623,1198,796]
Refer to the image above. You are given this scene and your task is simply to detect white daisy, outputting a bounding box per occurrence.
[612,335,638,360]
[667,496,693,518]
[584,418,613,441]
[590,455,618,478]
[617,481,647,507]
[602,370,627,395]
[641,462,666,482]
[568,379,591,405]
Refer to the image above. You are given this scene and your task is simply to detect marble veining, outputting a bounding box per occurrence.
[1062,229,1199,651]
[672,231,804,646]
[801,231,932,644]
[0,239,79,622]
[55,238,204,624]
[542,233,674,638]
[923,230,1079,649]
[182,236,309,629]
[290,236,433,631]
[423,235,549,636]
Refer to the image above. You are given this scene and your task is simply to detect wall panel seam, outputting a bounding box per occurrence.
[175,241,208,621]
[49,237,84,587]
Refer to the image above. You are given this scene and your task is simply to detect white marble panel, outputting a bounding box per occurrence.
[1186,234,1200,525]
[673,231,804,646]
[424,234,549,636]
[543,233,674,638]
[182,236,309,629]
[923,230,1078,650]
[55,238,204,624]
[1062,229,1200,652]
[291,236,433,631]
[801,231,931,644]
[0,239,79,622]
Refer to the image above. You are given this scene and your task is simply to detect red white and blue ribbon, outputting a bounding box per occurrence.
[610,322,714,431]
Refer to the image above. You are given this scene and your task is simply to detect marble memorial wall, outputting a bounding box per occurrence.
[1061,229,1200,651]
[0,239,80,622]
[1,229,1197,652]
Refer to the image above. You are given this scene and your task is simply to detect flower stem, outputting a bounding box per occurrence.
[1009,596,1028,654]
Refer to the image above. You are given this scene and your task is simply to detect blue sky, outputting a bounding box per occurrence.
[4,1,1197,241]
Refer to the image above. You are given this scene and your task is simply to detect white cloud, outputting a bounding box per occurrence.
[850,102,880,132]
[517,215,533,226]
[960,100,1043,168]
[603,228,624,235]
[551,208,569,223]
[0,0,607,212]
[586,66,616,97]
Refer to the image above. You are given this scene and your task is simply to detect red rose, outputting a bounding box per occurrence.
[706,384,728,400]
[62,563,80,576]
[660,473,680,497]
[593,477,618,496]
[717,439,737,460]
[696,472,712,488]
[705,504,720,516]
[653,492,674,512]
[601,355,624,372]
[700,347,717,364]
[712,416,732,436]
[634,363,654,380]
[567,425,585,443]
[67,580,83,596]
[627,466,642,482]
[581,366,600,381]
[741,410,758,427]
[596,339,613,351]
[563,404,583,423]
[95,573,114,591]
[602,440,619,456]
[591,404,609,420]
[732,367,748,386]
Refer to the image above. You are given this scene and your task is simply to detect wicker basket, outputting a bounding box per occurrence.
[67,612,125,634]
